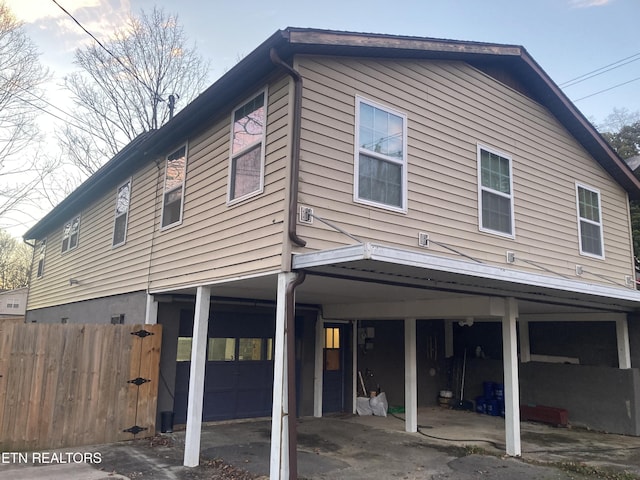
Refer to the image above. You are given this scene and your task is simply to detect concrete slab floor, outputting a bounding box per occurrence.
[1,407,640,479]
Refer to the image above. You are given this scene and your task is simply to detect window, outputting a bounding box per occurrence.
[176,337,192,362]
[61,216,80,253]
[161,145,187,228]
[113,180,131,246]
[36,239,46,278]
[228,90,267,203]
[324,327,341,371]
[354,97,407,211]
[6,299,18,309]
[208,338,236,361]
[576,183,604,258]
[478,145,514,237]
[110,314,125,325]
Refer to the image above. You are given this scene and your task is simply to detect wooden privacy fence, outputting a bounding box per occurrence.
[0,323,162,451]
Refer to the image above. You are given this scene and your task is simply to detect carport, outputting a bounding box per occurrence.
[291,243,640,457]
[178,242,640,479]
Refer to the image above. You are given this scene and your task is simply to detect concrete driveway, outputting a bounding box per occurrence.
[2,407,640,479]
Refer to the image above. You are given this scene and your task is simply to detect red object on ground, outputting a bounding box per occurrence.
[520,404,568,427]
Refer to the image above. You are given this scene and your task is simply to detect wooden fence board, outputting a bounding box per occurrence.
[0,324,162,450]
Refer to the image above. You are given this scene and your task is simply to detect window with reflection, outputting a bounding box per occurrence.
[113,179,131,246]
[229,90,266,202]
[61,216,80,253]
[162,145,187,228]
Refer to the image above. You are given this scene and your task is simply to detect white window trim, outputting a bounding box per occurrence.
[227,87,268,206]
[477,144,515,239]
[353,95,408,213]
[575,182,605,259]
[160,144,188,230]
[61,215,81,254]
[112,178,132,248]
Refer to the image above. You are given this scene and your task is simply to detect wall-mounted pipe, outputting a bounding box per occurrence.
[286,270,306,479]
[270,48,307,247]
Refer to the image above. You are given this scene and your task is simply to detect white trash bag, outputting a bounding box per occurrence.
[369,392,388,417]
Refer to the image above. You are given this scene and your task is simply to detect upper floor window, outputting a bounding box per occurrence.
[36,239,46,278]
[576,183,604,258]
[113,179,131,247]
[354,96,407,211]
[61,216,80,253]
[161,145,187,228]
[228,89,267,203]
[477,145,514,237]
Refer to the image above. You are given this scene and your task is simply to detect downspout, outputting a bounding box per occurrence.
[286,270,306,480]
[270,48,306,247]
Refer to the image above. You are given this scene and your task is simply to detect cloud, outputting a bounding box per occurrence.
[569,0,613,7]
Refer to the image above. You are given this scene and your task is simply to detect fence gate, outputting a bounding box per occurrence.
[0,323,162,451]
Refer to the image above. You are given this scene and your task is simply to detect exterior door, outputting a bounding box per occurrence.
[322,324,345,413]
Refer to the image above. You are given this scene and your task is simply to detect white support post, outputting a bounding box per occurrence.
[404,318,417,433]
[502,297,521,457]
[519,319,530,363]
[183,286,211,467]
[616,318,632,369]
[144,293,158,325]
[270,273,296,480]
[444,320,454,358]
[313,313,324,417]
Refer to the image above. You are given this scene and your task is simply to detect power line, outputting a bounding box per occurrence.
[559,51,640,87]
[49,0,163,102]
[573,75,640,103]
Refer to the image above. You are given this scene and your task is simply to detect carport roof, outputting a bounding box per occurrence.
[292,243,640,313]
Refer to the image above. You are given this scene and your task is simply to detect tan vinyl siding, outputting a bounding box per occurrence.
[28,76,290,309]
[295,55,634,286]
[146,77,289,291]
[27,163,158,310]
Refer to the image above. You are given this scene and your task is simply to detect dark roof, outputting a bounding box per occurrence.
[24,28,640,239]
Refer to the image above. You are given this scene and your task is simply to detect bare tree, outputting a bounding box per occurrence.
[59,7,210,177]
[0,2,50,224]
[0,229,31,289]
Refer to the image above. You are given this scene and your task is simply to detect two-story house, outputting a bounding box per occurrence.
[24,28,640,476]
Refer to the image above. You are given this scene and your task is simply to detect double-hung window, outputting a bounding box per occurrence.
[478,145,514,237]
[112,179,131,246]
[576,183,604,258]
[228,89,267,203]
[161,145,187,228]
[61,216,80,253]
[36,239,46,278]
[354,97,407,211]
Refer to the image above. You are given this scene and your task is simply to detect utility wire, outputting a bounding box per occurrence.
[49,0,163,102]
[573,75,640,103]
[559,52,640,88]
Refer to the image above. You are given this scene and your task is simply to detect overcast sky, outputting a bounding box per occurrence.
[3,0,640,236]
[7,0,640,125]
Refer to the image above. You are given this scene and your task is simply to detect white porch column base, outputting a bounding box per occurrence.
[184,286,211,467]
[270,272,296,480]
[313,313,324,417]
[502,297,521,457]
[616,318,631,369]
[404,318,417,433]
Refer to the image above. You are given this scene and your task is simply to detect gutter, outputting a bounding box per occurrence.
[285,270,306,479]
[270,48,307,247]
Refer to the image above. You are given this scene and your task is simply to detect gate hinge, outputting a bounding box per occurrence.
[127,377,151,386]
[131,329,154,338]
[123,425,148,435]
